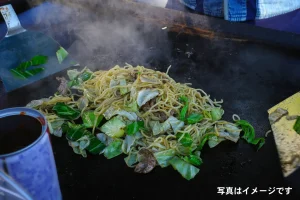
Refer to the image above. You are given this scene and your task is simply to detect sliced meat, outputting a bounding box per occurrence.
[134,149,156,174]
[56,77,68,96]
[141,98,156,112]
[129,70,138,82]
[170,109,176,116]
[269,108,288,125]
[286,115,299,121]
[154,111,169,123]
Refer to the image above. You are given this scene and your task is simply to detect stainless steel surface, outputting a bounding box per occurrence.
[0,4,26,37]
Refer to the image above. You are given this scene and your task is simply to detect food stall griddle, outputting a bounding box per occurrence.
[0,0,299,199]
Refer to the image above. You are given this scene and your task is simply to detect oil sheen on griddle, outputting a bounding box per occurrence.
[0,115,42,155]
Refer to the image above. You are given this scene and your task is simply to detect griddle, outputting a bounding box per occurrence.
[0,1,299,199]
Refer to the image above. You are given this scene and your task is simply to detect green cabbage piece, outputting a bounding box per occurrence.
[210,107,224,121]
[154,149,176,168]
[124,153,138,167]
[103,140,123,159]
[208,136,226,148]
[122,135,136,154]
[169,156,200,180]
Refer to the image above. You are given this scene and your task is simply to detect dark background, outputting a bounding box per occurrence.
[0,0,30,14]
[0,0,300,199]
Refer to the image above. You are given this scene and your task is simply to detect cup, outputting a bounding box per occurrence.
[0,107,62,200]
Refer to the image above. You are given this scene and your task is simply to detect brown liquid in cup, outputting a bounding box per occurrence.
[0,115,42,155]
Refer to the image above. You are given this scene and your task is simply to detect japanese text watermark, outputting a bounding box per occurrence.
[217,187,292,195]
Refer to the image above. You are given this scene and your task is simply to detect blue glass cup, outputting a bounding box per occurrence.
[0,107,62,200]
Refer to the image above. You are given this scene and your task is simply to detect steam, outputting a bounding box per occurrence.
[26,0,172,70]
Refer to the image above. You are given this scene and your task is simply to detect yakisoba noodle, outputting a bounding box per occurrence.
[28,64,248,180]
[83,65,232,150]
